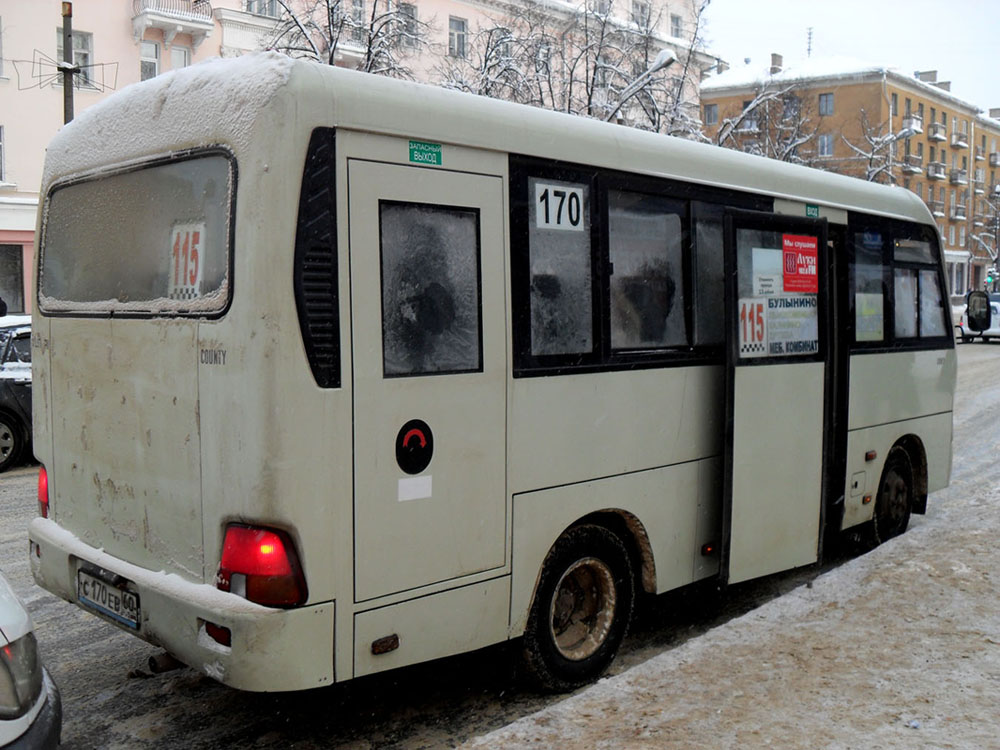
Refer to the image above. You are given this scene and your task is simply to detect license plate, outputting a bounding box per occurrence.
[77,569,141,630]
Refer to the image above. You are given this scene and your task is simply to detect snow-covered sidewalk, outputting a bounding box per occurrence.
[464,479,1000,749]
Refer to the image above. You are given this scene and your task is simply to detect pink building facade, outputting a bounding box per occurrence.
[0,0,709,310]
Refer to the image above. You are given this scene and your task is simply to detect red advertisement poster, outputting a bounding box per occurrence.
[782,234,818,293]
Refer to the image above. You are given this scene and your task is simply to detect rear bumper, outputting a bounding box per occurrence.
[28,517,334,692]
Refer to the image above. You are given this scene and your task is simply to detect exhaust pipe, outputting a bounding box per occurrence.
[148,652,184,674]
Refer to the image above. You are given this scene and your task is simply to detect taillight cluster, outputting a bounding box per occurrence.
[216,524,307,607]
[38,466,49,519]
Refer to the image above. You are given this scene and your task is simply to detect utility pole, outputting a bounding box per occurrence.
[61,2,78,123]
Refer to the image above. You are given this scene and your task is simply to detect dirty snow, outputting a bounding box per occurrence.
[41,52,293,187]
[464,347,1000,749]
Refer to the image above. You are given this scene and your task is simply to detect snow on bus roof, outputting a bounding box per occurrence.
[42,52,293,187]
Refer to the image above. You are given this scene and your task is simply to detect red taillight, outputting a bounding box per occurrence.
[217,525,307,607]
[38,466,49,518]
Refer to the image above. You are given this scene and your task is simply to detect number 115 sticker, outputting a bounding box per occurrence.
[168,223,205,301]
[739,298,768,358]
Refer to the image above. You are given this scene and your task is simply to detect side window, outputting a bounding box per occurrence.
[692,203,725,346]
[849,216,948,347]
[9,335,30,363]
[607,190,685,349]
[380,202,482,376]
[528,177,593,356]
[852,230,886,342]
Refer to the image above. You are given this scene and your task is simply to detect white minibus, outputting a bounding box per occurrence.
[28,53,954,692]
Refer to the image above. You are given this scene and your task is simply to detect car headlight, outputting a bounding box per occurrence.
[0,632,43,719]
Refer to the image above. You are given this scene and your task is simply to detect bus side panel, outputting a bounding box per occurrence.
[509,459,719,636]
[353,578,510,678]
[508,366,723,494]
[841,412,953,530]
[847,349,956,431]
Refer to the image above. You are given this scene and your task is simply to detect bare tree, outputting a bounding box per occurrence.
[266,0,431,78]
[715,83,806,154]
[840,109,909,183]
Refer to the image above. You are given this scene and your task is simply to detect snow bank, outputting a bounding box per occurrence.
[42,52,295,186]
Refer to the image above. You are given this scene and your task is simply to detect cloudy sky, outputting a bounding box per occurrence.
[701,0,1000,112]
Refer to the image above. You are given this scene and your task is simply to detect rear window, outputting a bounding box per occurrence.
[39,151,234,316]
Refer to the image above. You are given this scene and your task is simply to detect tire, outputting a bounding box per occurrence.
[522,524,636,692]
[0,413,24,472]
[872,447,913,544]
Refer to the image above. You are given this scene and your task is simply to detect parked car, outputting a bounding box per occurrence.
[956,293,1000,342]
[0,322,32,472]
[0,570,61,748]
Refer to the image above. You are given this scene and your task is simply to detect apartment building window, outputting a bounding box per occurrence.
[930,107,936,124]
[246,0,279,16]
[740,101,759,131]
[917,142,924,158]
[941,110,947,125]
[351,0,366,42]
[593,0,611,13]
[891,93,897,116]
[632,0,650,27]
[949,225,955,246]
[56,29,93,87]
[915,182,923,199]
[818,133,834,156]
[905,97,912,115]
[960,226,966,246]
[930,146,936,164]
[918,103,924,120]
[703,103,718,126]
[0,245,24,312]
[671,14,683,37]
[399,3,418,46]
[818,93,834,116]
[449,17,468,58]
[140,41,159,81]
[171,46,191,70]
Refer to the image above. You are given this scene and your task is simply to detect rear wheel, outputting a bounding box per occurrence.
[522,524,635,692]
[0,413,24,472]
[872,447,913,544]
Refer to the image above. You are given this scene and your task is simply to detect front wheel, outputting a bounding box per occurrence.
[522,524,635,692]
[872,447,913,544]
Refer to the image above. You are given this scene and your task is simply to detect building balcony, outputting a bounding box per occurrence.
[952,204,968,221]
[927,162,947,180]
[928,200,945,217]
[132,0,214,47]
[974,216,985,227]
[901,154,923,174]
[902,114,923,134]
[950,168,968,185]
[928,122,947,141]
[975,146,986,161]
[974,179,985,195]
[951,132,970,149]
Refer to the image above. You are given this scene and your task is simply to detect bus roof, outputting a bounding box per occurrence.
[44,53,932,227]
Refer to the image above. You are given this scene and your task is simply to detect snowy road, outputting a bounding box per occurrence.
[0,343,994,748]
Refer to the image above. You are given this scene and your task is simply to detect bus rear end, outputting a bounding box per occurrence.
[28,54,337,691]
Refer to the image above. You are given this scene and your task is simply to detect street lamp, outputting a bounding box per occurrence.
[604,48,677,123]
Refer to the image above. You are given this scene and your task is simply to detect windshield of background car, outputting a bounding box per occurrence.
[38,151,234,316]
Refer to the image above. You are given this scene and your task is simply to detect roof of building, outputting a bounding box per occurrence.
[701,55,984,114]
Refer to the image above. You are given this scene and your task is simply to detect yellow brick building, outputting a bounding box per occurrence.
[700,56,1000,295]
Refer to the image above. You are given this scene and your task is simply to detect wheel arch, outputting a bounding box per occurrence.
[892,434,928,515]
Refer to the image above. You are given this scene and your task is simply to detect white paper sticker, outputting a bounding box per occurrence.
[398,475,432,502]
[534,182,585,231]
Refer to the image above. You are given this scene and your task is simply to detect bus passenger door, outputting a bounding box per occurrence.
[348,160,507,602]
[722,209,829,584]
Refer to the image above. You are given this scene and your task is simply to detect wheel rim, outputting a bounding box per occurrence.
[0,420,14,462]
[549,557,617,661]
[878,463,910,535]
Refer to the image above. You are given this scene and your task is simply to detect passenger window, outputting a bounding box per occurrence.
[527,177,593,356]
[608,190,685,349]
[379,202,482,376]
[852,231,886,342]
[894,268,919,338]
[919,269,947,337]
[692,204,724,346]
